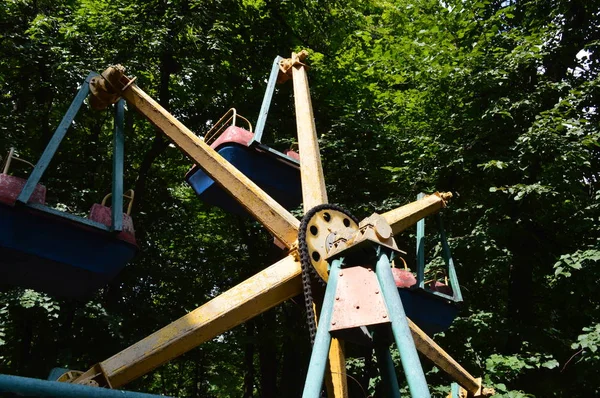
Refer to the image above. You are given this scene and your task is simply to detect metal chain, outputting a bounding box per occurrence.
[298,204,359,345]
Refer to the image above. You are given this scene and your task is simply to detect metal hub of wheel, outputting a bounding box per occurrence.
[301,207,359,282]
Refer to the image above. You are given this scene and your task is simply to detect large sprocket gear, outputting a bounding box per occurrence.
[298,204,359,344]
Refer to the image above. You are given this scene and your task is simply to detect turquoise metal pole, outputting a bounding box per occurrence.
[302,258,343,398]
[111,99,125,232]
[373,336,401,398]
[249,56,283,146]
[437,214,463,302]
[375,249,431,398]
[450,382,461,398]
[17,73,97,204]
[416,192,426,289]
[0,374,170,397]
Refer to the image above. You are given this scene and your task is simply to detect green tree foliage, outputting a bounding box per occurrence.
[1,0,599,396]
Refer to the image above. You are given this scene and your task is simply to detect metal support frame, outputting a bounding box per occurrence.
[15,73,126,234]
[302,258,343,398]
[302,248,431,398]
[249,56,283,146]
[416,192,426,288]
[375,249,431,397]
[373,334,401,398]
[437,214,463,302]
[414,193,463,303]
[17,73,96,205]
[111,99,125,232]
[70,53,486,396]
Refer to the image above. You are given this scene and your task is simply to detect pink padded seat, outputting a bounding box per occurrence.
[89,204,135,236]
[392,268,417,288]
[429,281,453,295]
[0,173,46,206]
[210,126,253,149]
[210,126,300,160]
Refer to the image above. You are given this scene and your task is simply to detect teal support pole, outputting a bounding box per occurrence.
[0,374,171,397]
[416,192,426,288]
[450,382,461,398]
[437,214,463,302]
[249,56,283,146]
[373,336,401,398]
[302,258,343,398]
[111,99,125,232]
[375,249,431,398]
[17,73,97,204]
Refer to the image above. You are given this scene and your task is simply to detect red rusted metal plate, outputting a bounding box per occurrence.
[330,265,390,334]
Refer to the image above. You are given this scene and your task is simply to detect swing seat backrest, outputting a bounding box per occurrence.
[429,280,453,296]
[392,268,417,288]
[89,204,135,237]
[0,174,46,206]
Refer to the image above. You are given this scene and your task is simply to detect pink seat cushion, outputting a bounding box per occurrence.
[210,126,300,160]
[0,174,46,206]
[392,268,417,288]
[429,281,453,295]
[285,149,300,161]
[89,204,135,236]
[210,126,253,149]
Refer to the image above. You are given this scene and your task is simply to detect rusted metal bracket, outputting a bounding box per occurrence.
[71,363,113,389]
[447,379,495,397]
[326,213,405,264]
[277,50,309,83]
[89,65,131,110]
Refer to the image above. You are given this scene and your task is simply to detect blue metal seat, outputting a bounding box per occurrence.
[398,289,459,335]
[0,200,137,297]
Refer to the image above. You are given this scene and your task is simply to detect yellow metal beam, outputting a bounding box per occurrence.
[291,51,328,211]
[290,51,347,397]
[325,338,349,397]
[409,319,481,394]
[382,192,452,236]
[89,255,302,388]
[99,68,300,248]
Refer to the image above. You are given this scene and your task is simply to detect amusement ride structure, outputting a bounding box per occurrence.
[0,51,493,397]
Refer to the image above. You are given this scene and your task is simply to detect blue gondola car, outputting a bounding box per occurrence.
[0,78,137,297]
[392,199,463,335]
[185,109,302,216]
[186,56,303,217]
